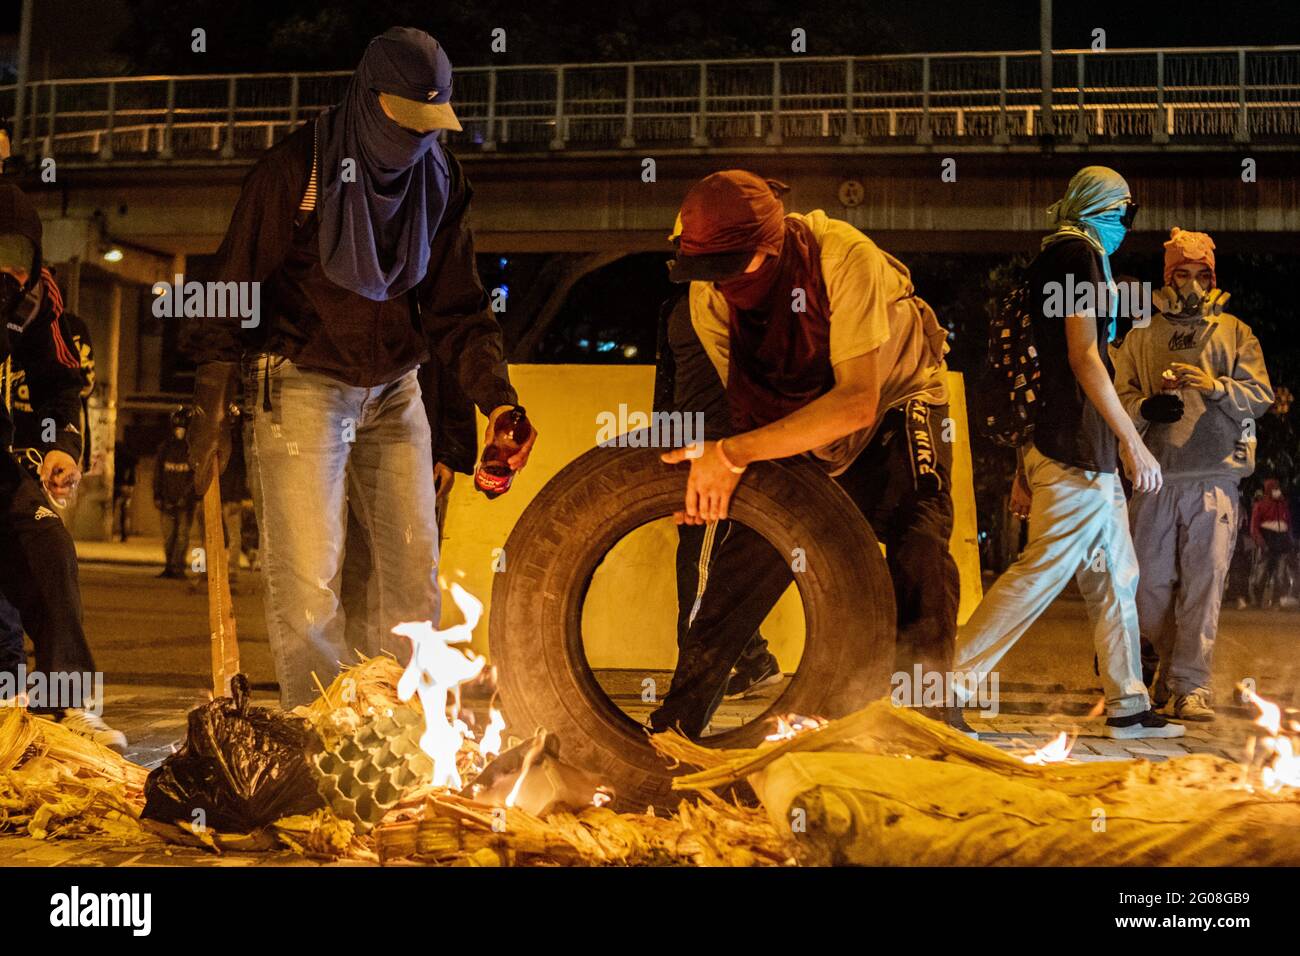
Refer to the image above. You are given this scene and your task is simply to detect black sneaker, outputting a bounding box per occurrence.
[1104,709,1186,739]
[916,705,979,739]
[944,706,979,739]
[1150,666,1172,710]
[724,653,783,700]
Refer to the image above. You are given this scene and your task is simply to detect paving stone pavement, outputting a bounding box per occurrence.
[0,681,1275,867]
[2,564,1291,867]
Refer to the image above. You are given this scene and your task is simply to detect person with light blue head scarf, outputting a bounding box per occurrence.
[952,167,1184,741]
[1042,165,1138,332]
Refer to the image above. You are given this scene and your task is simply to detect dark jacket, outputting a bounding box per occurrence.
[1026,238,1117,473]
[154,437,195,510]
[184,121,516,416]
[419,354,477,475]
[1,273,84,473]
[113,441,138,490]
[653,292,732,441]
[218,418,248,502]
[6,304,93,467]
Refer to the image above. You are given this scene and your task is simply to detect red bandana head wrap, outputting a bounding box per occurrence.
[678,170,787,261]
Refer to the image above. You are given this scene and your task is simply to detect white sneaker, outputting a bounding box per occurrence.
[1280,596,1299,609]
[1104,709,1186,739]
[59,708,128,752]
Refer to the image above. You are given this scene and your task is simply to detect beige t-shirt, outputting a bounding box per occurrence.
[689,210,949,474]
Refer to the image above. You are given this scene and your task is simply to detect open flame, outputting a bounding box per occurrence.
[480,707,506,760]
[1022,731,1074,765]
[393,583,486,790]
[388,582,614,815]
[765,713,829,742]
[1241,687,1300,791]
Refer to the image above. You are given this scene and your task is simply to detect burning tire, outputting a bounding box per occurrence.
[488,437,896,809]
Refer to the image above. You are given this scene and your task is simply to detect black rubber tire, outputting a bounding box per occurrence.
[489,435,896,809]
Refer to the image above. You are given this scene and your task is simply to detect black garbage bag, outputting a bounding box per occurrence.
[142,674,325,832]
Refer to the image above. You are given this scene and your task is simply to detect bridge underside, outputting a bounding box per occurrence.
[20,149,1300,275]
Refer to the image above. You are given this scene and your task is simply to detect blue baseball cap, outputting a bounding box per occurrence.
[365,27,462,133]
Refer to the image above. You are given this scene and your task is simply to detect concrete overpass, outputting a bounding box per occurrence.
[3,46,1299,275]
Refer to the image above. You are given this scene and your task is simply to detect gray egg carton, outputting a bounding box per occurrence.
[312,706,434,833]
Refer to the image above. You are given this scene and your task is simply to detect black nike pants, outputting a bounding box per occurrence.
[645,520,784,737]
[0,458,97,712]
[648,402,960,738]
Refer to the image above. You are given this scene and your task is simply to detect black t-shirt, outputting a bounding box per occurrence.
[653,295,731,441]
[1027,238,1118,473]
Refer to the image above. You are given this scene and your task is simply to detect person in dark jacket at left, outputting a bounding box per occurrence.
[0,273,95,692]
[184,28,536,707]
[0,183,125,749]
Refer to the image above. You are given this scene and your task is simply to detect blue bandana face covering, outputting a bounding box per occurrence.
[315,28,454,302]
[1088,208,1128,257]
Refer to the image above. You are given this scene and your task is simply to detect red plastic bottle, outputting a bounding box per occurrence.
[474,406,532,499]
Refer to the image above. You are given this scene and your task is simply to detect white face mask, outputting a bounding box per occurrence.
[1176,279,1209,313]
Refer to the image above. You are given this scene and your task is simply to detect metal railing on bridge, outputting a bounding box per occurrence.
[2,46,1298,164]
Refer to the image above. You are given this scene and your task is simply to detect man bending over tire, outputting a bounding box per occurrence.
[652,170,963,737]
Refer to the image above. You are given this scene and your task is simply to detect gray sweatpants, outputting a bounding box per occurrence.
[1129,477,1238,698]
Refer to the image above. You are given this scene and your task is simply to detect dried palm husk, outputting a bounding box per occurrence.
[302,654,414,727]
[654,699,1300,866]
[365,788,792,867]
[0,706,150,841]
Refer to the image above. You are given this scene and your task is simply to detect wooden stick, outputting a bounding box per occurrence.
[202,468,239,698]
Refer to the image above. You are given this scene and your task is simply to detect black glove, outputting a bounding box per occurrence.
[1140,393,1184,424]
[188,361,239,496]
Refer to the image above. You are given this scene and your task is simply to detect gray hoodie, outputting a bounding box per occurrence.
[1113,310,1273,481]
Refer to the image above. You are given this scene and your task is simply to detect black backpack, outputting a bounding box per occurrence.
[978,272,1041,449]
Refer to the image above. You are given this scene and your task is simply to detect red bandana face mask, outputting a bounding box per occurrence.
[718,217,834,431]
[716,253,781,311]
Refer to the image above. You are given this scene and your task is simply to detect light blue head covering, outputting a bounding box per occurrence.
[1042,166,1132,333]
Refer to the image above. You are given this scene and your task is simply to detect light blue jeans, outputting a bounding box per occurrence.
[243,356,439,707]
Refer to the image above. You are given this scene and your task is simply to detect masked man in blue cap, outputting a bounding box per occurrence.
[185,28,536,707]
[953,166,1184,739]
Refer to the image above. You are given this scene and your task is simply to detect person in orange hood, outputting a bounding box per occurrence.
[1114,227,1274,720]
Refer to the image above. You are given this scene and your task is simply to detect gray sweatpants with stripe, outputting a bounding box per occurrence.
[1129,477,1238,698]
